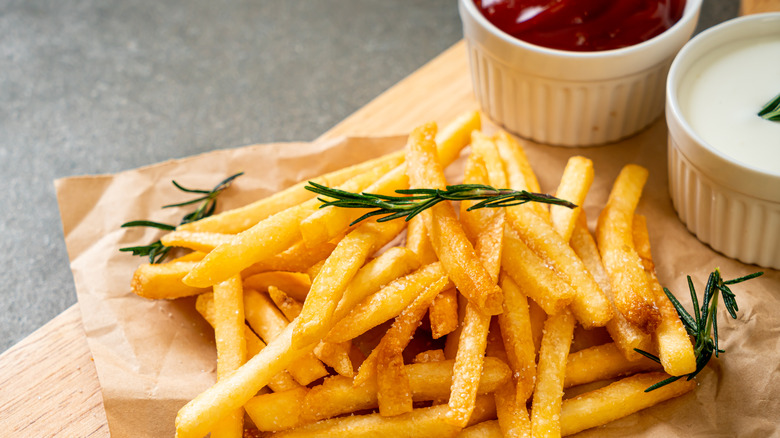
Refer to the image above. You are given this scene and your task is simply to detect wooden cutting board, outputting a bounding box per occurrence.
[2,1,778,433]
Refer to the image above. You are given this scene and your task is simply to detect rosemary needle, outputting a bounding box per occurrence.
[119,172,243,264]
[305,181,576,226]
[758,92,780,122]
[635,268,763,392]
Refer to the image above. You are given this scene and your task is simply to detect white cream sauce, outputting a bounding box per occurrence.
[679,36,780,174]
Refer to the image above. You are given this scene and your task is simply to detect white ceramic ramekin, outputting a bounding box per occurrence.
[459,0,702,146]
[666,13,780,270]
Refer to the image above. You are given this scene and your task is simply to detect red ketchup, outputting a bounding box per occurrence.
[474,0,686,52]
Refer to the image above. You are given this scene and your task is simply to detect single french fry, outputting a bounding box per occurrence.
[565,342,661,388]
[498,274,537,403]
[210,276,246,438]
[299,110,481,247]
[569,213,652,360]
[531,309,575,438]
[493,130,548,220]
[560,372,696,436]
[429,287,459,339]
[407,215,438,264]
[376,345,413,416]
[507,205,612,328]
[131,261,210,300]
[241,238,339,277]
[502,225,575,316]
[178,151,406,234]
[448,139,504,427]
[410,213,458,339]
[550,156,593,243]
[268,285,354,378]
[243,272,311,302]
[184,162,400,288]
[195,293,301,393]
[160,230,232,253]
[596,164,661,333]
[405,122,503,315]
[633,215,696,376]
[244,289,328,386]
[270,401,462,438]
[486,319,532,438]
[293,218,406,348]
[244,386,308,433]
[334,246,421,321]
[326,262,449,344]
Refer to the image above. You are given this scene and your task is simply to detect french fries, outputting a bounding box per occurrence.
[123,114,701,437]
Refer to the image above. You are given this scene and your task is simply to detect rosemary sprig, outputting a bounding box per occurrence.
[119,172,243,263]
[758,92,780,121]
[305,181,577,226]
[635,268,763,392]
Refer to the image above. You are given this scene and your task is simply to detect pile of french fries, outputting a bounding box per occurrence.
[129,111,698,438]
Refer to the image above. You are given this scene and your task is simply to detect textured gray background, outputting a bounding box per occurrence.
[0,0,739,352]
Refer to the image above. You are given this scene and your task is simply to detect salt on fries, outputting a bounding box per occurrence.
[125,111,700,437]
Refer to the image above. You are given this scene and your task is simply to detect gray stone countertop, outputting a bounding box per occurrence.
[0,0,739,352]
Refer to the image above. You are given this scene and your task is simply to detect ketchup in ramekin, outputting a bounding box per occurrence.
[474,0,686,51]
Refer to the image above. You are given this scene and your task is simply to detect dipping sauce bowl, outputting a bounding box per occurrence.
[666,12,780,269]
[459,0,702,146]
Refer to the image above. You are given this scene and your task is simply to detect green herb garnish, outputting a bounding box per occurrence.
[120,172,243,263]
[305,181,576,226]
[758,93,780,121]
[635,268,763,392]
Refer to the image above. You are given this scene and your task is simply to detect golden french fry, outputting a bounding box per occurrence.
[485,319,532,438]
[195,292,301,393]
[160,230,232,253]
[531,309,575,438]
[178,151,406,235]
[493,130,548,220]
[293,218,405,348]
[376,346,413,417]
[244,272,311,302]
[271,402,462,438]
[333,246,421,321]
[550,156,593,243]
[565,343,661,388]
[244,289,328,386]
[131,261,210,300]
[448,141,504,427]
[502,225,574,316]
[405,122,503,315]
[429,287,459,339]
[210,276,246,438]
[184,161,400,288]
[244,386,308,433]
[241,238,339,277]
[596,164,660,333]
[326,262,449,344]
[507,204,612,328]
[407,215,437,264]
[299,111,481,248]
[498,274,537,403]
[560,372,696,436]
[633,215,696,376]
[569,212,652,360]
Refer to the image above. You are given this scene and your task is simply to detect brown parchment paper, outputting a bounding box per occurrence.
[56,124,779,438]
